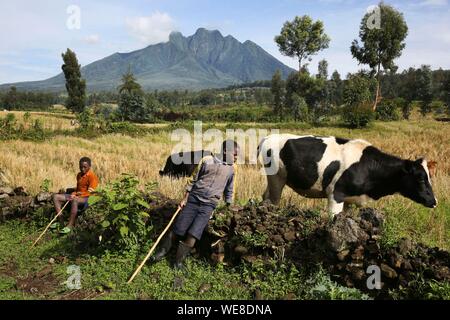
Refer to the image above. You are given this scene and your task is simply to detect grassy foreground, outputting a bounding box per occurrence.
[1,112,449,299]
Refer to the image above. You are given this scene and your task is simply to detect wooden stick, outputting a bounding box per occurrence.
[127,206,182,284]
[31,200,70,248]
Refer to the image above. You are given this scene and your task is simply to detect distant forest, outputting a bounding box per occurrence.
[1,66,449,119]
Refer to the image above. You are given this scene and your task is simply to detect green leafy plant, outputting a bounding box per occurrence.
[39,178,53,192]
[239,230,269,248]
[86,174,154,251]
[376,99,400,121]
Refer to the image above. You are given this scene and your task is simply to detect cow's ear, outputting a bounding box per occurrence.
[427,160,437,168]
[427,160,437,177]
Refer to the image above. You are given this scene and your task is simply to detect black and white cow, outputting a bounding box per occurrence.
[258,134,437,215]
[159,150,212,178]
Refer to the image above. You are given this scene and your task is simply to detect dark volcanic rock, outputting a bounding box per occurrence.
[13,186,28,196]
[381,263,398,279]
[327,215,369,252]
[36,192,53,203]
[360,208,384,228]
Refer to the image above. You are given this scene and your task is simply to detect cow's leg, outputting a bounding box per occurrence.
[327,196,344,215]
[263,174,286,205]
[263,186,270,201]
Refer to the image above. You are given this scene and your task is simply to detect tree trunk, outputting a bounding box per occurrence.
[373,64,382,111]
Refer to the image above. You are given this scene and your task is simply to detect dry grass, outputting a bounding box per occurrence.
[0,110,75,131]
[0,115,449,248]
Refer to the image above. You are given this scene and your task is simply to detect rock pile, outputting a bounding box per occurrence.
[0,185,53,222]
[2,187,449,298]
[196,203,450,298]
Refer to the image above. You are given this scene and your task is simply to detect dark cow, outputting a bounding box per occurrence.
[159,150,212,178]
[258,134,437,215]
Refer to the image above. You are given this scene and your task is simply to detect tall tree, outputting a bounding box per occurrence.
[275,15,330,70]
[61,49,86,113]
[291,93,308,122]
[271,70,284,121]
[118,69,145,121]
[350,2,408,110]
[442,73,450,115]
[329,70,343,106]
[343,73,375,106]
[2,86,18,110]
[118,67,142,95]
[415,65,433,116]
[317,59,329,80]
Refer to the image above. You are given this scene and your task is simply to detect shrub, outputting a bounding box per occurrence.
[343,74,375,106]
[341,103,375,128]
[420,100,432,116]
[391,97,411,120]
[376,99,400,121]
[429,100,446,115]
[291,93,309,122]
[86,174,155,251]
[76,109,97,130]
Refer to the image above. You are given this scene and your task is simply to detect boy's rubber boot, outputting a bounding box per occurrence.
[150,231,173,262]
[173,241,192,271]
[59,226,72,234]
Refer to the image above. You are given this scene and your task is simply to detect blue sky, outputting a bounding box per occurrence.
[1,0,449,84]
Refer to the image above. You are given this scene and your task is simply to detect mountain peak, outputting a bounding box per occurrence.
[169,31,183,39]
[194,28,223,38]
[169,31,184,43]
[1,28,295,91]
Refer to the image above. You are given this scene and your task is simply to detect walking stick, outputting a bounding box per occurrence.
[31,200,70,248]
[127,205,182,284]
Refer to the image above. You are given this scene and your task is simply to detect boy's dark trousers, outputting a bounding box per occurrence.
[152,194,216,268]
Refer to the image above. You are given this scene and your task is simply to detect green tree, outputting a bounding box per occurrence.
[117,70,146,122]
[317,59,329,80]
[275,15,330,70]
[329,71,344,106]
[2,86,18,110]
[350,3,408,110]
[415,65,433,116]
[118,68,142,95]
[271,70,285,121]
[341,73,376,128]
[343,73,376,106]
[61,49,86,113]
[291,93,308,122]
[441,73,450,115]
[118,93,145,122]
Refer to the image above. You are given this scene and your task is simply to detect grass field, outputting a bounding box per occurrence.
[0,111,449,299]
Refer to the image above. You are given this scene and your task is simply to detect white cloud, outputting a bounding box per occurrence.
[419,0,448,6]
[126,11,176,45]
[84,34,100,44]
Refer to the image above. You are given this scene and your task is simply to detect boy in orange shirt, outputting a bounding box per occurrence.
[53,157,99,234]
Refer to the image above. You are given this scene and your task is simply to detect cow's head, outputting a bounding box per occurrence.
[401,158,437,208]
